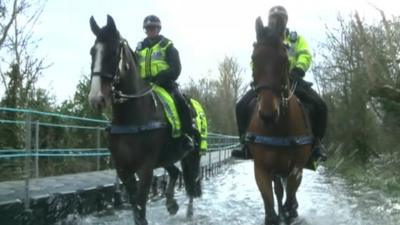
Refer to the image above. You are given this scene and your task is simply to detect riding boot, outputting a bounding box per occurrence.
[231,135,251,159]
[312,139,327,162]
[179,109,195,151]
[178,106,195,152]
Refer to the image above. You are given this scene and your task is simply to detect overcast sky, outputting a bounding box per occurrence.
[22,0,400,103]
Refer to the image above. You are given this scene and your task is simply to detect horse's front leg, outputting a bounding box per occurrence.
[134,167,154,225]
[116,167,148,225]
[283,166,302,223]
[164,165,180,215]
[273,176,284,218]
[253,161,279,225]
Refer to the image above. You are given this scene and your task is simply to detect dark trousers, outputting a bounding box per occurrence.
[236,89,256,143]
[236,80,327,141]
[162,82,193,134]
[294,80,327,139]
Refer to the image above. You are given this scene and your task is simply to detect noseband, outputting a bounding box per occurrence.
[91,39,153,103]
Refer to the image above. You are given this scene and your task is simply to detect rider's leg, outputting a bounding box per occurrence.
[294,81,327,161]
[164,82,195,150]
[232,89,256,158]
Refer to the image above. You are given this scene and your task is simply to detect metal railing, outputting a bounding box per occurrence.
[0,107,239,212]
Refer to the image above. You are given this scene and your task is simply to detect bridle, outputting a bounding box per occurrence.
[251,42,297,110]
[91,39,153,103]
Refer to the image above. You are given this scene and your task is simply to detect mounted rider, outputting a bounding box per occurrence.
[136,15,196,150]
[233,6,328,162]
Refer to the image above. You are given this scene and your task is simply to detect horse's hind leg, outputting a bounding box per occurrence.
[254,162,279,225]
[181,150,202,218]
[117,168,149,225]
[164,165,180,215]
[273,176,284,218]
[283,167,303,223]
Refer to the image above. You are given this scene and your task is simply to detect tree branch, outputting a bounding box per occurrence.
[368,84,400,102]
[0,0,18,49]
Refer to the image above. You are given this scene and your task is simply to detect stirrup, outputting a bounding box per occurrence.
[312,145,327,162]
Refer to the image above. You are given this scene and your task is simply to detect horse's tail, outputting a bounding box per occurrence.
[180,150,202,198]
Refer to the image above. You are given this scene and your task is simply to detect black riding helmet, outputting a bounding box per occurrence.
[143,15,161,29]
[268,5,288,24]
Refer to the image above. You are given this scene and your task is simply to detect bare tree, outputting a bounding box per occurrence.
[0,0,48,108]
[214,56,245,134]
[182,56,245,134]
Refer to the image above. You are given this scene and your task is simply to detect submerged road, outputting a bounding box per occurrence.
[68,160,400,225]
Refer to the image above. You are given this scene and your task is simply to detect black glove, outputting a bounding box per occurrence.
[290,67,305,81]
[153,75,169,86]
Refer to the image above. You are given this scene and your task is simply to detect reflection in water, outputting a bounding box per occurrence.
[69,160,399,225]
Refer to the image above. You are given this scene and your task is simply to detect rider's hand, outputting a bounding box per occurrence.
[290,67,305,81]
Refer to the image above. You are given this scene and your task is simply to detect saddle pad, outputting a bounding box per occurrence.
[190,98,208,153]
[152,85,182,138]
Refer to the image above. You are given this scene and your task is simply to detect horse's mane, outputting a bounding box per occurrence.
[119,40,139,66]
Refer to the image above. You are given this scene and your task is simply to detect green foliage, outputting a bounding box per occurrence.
[314,12,400,165]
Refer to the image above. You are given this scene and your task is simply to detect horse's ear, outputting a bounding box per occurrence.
[255,16,264,42]
[90,16,100,36]
[106,15,117,33]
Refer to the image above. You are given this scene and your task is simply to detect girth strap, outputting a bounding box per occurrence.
[245,132,313,147]
[107,121,167,134]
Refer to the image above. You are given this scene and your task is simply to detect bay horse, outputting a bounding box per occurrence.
[246,17,313,225]
[88,15,202,225]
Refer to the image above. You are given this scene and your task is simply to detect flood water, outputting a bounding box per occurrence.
[67,160,400,225]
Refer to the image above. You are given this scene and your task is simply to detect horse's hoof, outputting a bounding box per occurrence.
[186,205,193,218]
[166,199,179,215]
[284,208,298,224]
[134,217,148,225]
[265,215,280,225]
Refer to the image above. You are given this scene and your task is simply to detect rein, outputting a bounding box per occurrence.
[91,39,153,103]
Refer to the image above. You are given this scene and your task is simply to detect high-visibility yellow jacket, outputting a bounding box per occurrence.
[137,37,172,79]
[284,30,312,72]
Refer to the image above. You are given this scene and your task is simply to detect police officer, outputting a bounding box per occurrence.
[136,15,195,149]
[233,6,327,161]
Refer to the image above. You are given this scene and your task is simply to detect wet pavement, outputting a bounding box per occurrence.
[71,160,400,225]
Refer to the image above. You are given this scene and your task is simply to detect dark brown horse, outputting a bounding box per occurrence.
[246,17,313,225]
[88,15,202,225]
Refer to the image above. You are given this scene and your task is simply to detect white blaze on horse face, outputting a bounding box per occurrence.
[89,43,105,104]
[89,76,102,101]
[93,42,105,74]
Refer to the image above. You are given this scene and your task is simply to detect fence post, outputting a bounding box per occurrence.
[218,141,222,165]
[96,127,101,170]
[35,121,39,178]
[224,138,227,161]
[208,147,212,166]
[24,113,32,210]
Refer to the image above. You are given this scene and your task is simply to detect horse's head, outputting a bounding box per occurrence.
[88,15,121,110]
[252,17,290,124]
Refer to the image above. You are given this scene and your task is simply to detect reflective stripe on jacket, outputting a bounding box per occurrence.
[137,38,172,78]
